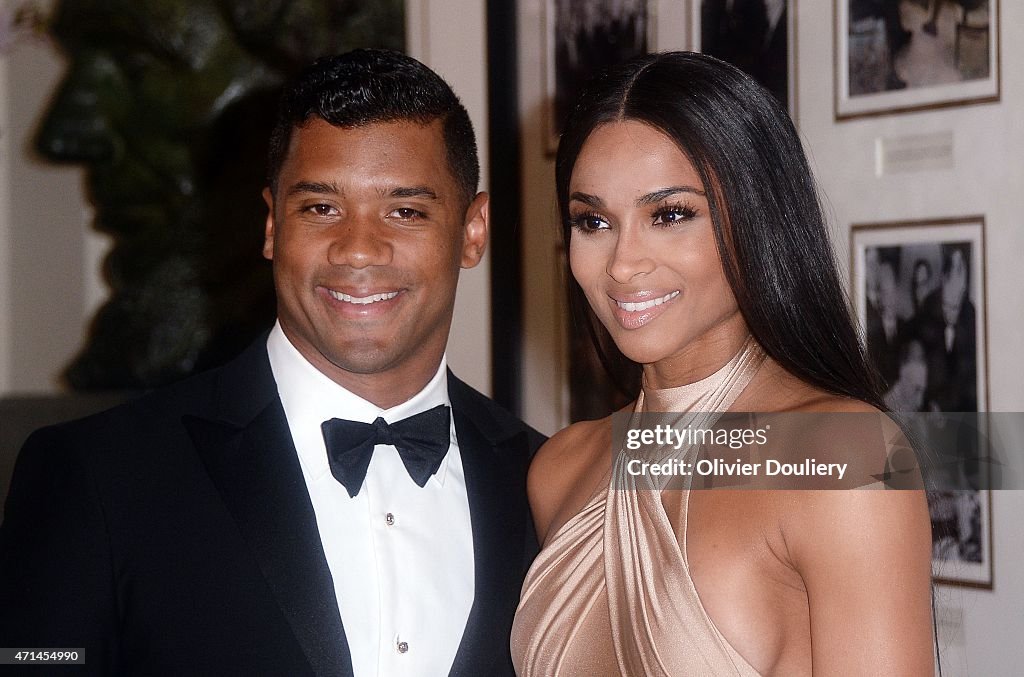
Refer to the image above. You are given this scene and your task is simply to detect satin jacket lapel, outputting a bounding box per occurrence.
[447,374,536,677]
[183,341,354,677]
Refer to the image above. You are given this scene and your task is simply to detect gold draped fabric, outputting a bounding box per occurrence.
[512,338,766,676]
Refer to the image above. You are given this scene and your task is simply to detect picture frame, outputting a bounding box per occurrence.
[543,0,654,155]
[689,0,798,116]
[850,216,993,589]
[835,0,1000,120]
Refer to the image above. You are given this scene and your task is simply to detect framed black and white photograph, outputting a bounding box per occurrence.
[689,0,797,115]
[851,216,992,588]
[544,0,652,154]
[836,0,1000,120]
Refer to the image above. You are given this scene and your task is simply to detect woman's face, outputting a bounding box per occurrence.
[568,121,746,377]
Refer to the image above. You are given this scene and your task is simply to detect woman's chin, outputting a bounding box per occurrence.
[613,342,673,367]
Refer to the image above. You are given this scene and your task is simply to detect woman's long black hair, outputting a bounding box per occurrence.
[556,51,886,410]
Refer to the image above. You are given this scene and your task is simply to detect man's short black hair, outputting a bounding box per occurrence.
[267,48,479,205]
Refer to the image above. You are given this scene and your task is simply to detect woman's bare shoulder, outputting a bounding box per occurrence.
[752,368,930,575]
[531,417,609,471]
[528,410,623,544]
[786,392,880,414]
[741,359,880,414]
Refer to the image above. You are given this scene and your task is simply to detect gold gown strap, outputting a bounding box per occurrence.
[605,337,765,676]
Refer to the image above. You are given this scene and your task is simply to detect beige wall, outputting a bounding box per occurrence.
[0,55,8,392]
[0,37,102,395]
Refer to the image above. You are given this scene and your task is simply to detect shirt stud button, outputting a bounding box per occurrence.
[397,640,409,654]
[385,512,395,526]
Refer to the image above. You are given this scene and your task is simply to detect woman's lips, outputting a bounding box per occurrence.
[609,290,679,330]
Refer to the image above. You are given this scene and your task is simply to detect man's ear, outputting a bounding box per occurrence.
[262,187,275,261]
[460,192,489,269]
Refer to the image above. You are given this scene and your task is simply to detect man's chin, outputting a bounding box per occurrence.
[323,343,409,377]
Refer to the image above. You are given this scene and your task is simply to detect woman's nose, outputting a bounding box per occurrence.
[606,226,655,283]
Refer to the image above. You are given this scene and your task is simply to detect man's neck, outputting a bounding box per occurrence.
[322,364,443,410]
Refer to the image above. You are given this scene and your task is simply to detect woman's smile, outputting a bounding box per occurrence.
[608,290,680,329]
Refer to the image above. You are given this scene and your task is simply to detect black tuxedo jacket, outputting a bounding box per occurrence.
[0,338,543,676]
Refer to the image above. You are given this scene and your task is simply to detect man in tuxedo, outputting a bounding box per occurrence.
[865,252,905,388]
[918,243,977,413]
[0,49,543,676]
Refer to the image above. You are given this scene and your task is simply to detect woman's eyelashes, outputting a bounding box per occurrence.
[569,202,700,233]
[651,202,698,226]
[569,210,610,233]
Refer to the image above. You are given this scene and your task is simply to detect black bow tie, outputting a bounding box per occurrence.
[321,404,452,498]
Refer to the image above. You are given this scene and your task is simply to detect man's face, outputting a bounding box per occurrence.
[942,248,968,308]
[263,118,487,402]
[878,262,898,313]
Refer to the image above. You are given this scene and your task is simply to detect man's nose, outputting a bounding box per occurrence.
[327,213,394,269]
[35,51,121,163]
[606,226,655,283]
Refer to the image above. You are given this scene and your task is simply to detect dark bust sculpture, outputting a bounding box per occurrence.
[37,0,403,389]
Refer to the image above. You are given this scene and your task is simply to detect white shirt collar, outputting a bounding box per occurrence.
[266,321,455,486]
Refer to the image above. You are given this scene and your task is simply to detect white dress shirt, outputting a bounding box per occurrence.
[267,323,474,676]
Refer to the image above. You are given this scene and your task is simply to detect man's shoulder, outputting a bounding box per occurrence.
[447,371,546,451]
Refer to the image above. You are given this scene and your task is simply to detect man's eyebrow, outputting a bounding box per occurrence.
[286,181,341,198]
[568,192,605,209]
[385,185,440,201]
[635,186,706,206]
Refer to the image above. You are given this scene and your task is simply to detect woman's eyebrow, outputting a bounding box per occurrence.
[568,191,605,209]
[635,186,706,206]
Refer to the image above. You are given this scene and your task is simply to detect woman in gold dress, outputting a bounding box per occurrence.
[511,52,934,676]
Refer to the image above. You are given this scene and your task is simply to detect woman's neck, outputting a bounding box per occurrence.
[641,320,750,390]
